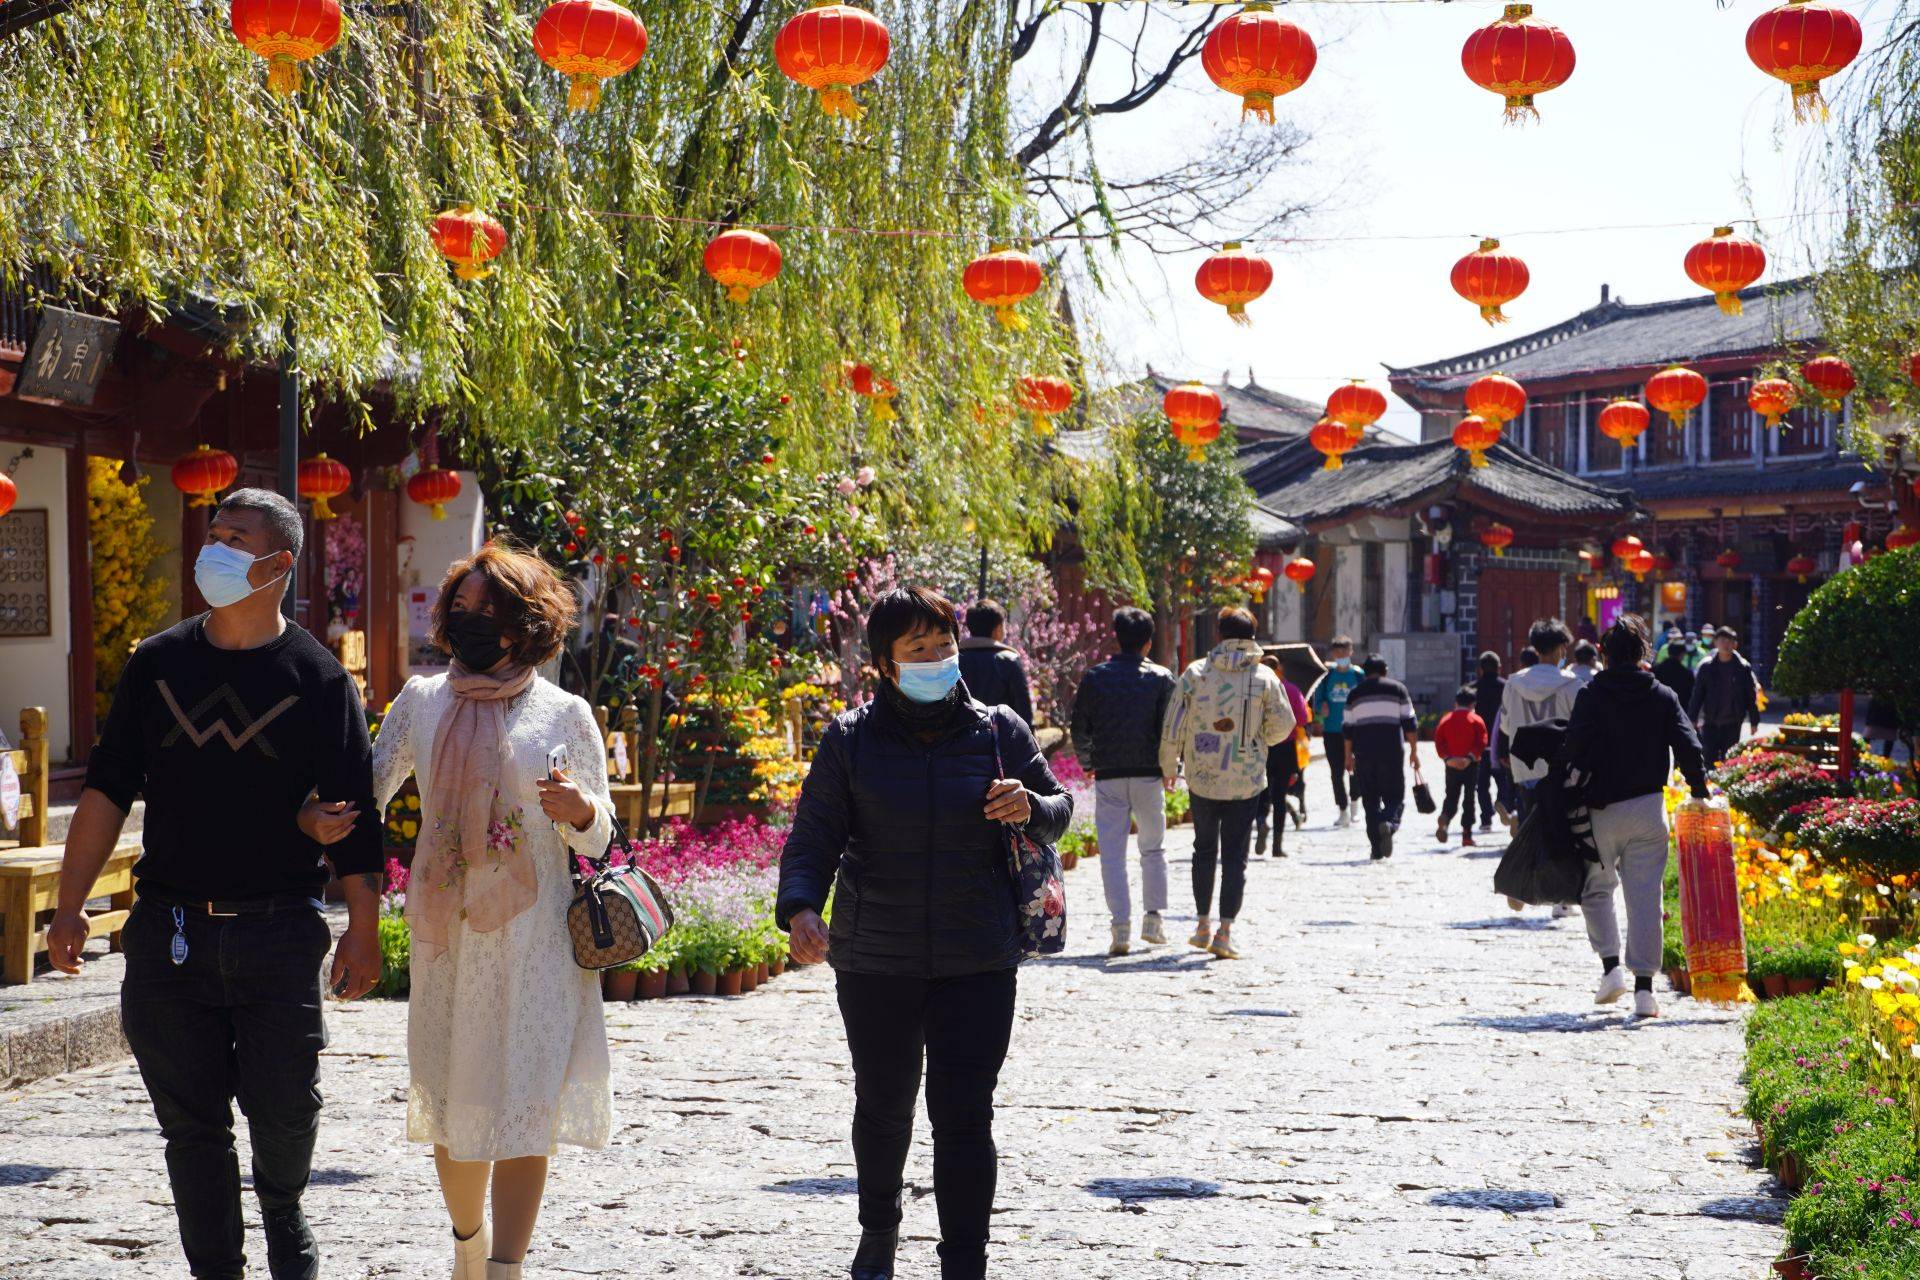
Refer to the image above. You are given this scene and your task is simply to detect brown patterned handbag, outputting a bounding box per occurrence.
[567,815,674,971]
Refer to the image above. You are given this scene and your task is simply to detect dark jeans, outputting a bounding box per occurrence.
[1702,721,1743,768]
[836,967,1017,1280]
[1439,761,1480,835]
[1190,794,1258,921]
[121,897,332,1280]
[1254,757,1300,851]
[1323,731,1349,809]
[1353,753,1406,836]
[1477,749,1513,818]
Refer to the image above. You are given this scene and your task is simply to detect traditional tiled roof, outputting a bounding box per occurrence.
[1389,278,1821,394]
[1626,454,1881,504]
[1245,435,1638,530]
[1251,502,1306,550]
[1114,371,1322,440]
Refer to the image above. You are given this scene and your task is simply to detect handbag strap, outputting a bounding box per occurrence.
[573,806,637,889]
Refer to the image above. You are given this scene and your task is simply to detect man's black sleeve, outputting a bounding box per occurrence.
[83,642,150,813]
[316,671,384,879]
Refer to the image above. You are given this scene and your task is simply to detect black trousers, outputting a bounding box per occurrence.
[1439,761,1480,835]
[1190,794,1258,921]
[836,967,1017,1280]
[1702,721,1743,768]
[1255,755,1300,851]
[1476,749,1513,819]
[1323,731,1350,809]
[1353,753,1406,836]
[120,897,332,1280]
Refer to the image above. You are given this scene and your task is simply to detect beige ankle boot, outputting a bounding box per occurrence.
[452,1225,489,1280]
[485,1261,523,1280]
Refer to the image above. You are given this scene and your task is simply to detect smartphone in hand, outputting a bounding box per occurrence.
[547,743,570,780]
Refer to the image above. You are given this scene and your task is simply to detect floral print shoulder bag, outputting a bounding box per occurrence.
[991,722,1067,958]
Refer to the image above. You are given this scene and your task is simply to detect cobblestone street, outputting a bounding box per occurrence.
[0,745,1782,1278]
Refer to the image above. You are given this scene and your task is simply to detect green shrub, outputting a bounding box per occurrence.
[370,911,411,999]
[1164,787,1191,824]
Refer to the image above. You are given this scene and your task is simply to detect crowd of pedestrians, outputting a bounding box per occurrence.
[42,516,1784,1280]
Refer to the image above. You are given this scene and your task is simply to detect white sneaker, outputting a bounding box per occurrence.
[1595,966,1630,1006]
[453,1225,490,1280]
[1552,903,1577,919]
[1108,924,1131,957]
[1633,989,1660,1019]
[1141,913,1167,946]
[1336,806,1353,829]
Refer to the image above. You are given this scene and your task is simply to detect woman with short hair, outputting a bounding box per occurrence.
[372,543,616,1280]
[778,586,1073,1280]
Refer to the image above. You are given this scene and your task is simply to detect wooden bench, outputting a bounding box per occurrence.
[590,706,696,833]
[0,707,139,985]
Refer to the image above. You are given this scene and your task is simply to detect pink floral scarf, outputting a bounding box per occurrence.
[412,661,539,962]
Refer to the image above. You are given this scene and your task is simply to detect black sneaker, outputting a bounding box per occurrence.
[262,1204,318,1280]
[1367,826,1385,860]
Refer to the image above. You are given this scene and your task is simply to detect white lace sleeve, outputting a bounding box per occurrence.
[559,694,615,859]
[372,677,424,811]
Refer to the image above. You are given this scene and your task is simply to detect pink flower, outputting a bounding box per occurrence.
[856,466,877,487]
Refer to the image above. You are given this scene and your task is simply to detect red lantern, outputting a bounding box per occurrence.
[1310,418,1360,472]
[432,206,507,281]
[1164,382,1222,434]
[1684,227,1767,316]
[1465,373,1527,425]
[1646,365,1708,428]
[1326,380,1387,433]
[775,3,891,120]
[704,229,783,304]
[1452,238,1529,325]
[1651,553,1675,574]
[964,245,1043,331]
[1801,354,1855,411]
[297,452,351,521]
[1195,243,1273,326]
[1888,526,1919,552]
[1785,554,1817,582]
[1479,522,1515,557]
[1452,415,1503,468]
[532,0,648,112]
[849,364,898,422]
[0,469,14,519]
[1908,350,1920,387]
[171,445,239,509]
[1201,2,1317,124]
[1017,375,1074,436]
[1749,377,1799,429]
[1284,557,1317,593]
[1625,548,1656,581]
[1747,0,1863,123]
[1249,565,1276,600]
[1844,520,1863,546]
[230,0,343,96]
[1715,548,1744,577]
[1180,420,1223,464]
[1598,399,1650,448]
[1461,3,1576,124]
[1611,534,1644,563]
[407,467,463,521]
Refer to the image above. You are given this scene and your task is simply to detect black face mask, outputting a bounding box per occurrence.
[446,611,508,672]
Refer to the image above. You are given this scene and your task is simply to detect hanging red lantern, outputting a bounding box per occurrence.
[1016,375,1074,436]
[1310,417,1360,472]
[1164,382,1222,440]
[849,364,898,422]
[1844,520,1863,546]
[1461,4,1576,124]
[1651,553,1675,574]
[1801,354,1855,411]
[1625,548,1656,581]
[1646,365,1708,428]
[1715,548,1744,577]
[1249,565,1276,600]
[1452,238,1529,325]
[1326,380,1387,433]
[704,229,783,303]
[1284,557,1317,593]
[532,0,648,112]
[1908,349,1920,387]
[964,245,1043,331]
[1888,526,1919,551]
[774,3,891,120]
[1746,0,1863,123]
[230,0,343,96]
[1684,227,1767,316]
[1180,420,1222,464]
[1749,377,1799,429]
[1452,415,1503,468]
[1195,243,1273,326]
[1785,554,1817,582]
[431,206,507,281]
[171,445,239,509]
[407,467,462,521]
[1465,373,1527,425]
[1201,2,1317,124]
[1598,398,1650,449]
[297,452,351,521]
[0,469,14,519]
[1610,534,1643,563]
[1479,522,1515,557]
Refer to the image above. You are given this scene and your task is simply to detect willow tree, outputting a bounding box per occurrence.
[0,1,1081,547]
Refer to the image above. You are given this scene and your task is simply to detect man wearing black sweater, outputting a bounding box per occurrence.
[47,489,382,1280]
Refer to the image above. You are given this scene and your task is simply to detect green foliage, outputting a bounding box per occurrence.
[370,911,412,999]
[1775,549,1920,757]
[1163,785,1191,825]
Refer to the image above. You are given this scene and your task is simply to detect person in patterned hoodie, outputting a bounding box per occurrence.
[1158,607,1295,960]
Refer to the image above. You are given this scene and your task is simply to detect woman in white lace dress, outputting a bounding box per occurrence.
[372,543,614,1280]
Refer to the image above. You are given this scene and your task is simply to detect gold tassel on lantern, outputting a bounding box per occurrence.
[569,73,603,112]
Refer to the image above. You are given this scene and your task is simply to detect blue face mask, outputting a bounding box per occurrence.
[194,541,284,609]
[895,654,961,704]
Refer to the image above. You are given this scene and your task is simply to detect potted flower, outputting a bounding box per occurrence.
[604,961,640,1003]
[1780,943,1832,997]
[1747,944,1788,1000]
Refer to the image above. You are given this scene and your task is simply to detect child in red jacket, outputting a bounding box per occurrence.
[1433,687,1489,847]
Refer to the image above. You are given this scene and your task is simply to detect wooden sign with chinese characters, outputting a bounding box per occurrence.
[0,509,51,638]
[17,307,120,406]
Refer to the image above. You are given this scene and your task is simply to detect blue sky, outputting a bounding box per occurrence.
[1038,0,1897,437]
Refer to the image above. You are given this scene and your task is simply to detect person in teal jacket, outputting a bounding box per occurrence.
[1307,635,1364,827]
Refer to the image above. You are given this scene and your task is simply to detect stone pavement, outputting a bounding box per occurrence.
[0,742,1782,1278]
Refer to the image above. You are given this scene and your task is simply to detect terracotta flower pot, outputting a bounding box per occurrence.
[1061,851,1079,871]
[769,956,787,978]
[638,969,668,1000]
[718,968,745,997]
[739,966,758,993]
[755,962,769,986]
[1679,969,1692,996]
[1665,967,1686,993]
[666,966,691,996]
[1777,1153,1801,1192]
[1773,1256,1810,1280]
[1761,974,1789,999]
[604,969,639,1002]
[1786,977,1818,997]
[690,969,718,997]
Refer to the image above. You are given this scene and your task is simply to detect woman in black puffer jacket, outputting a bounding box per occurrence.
[777,587,1071,1280]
